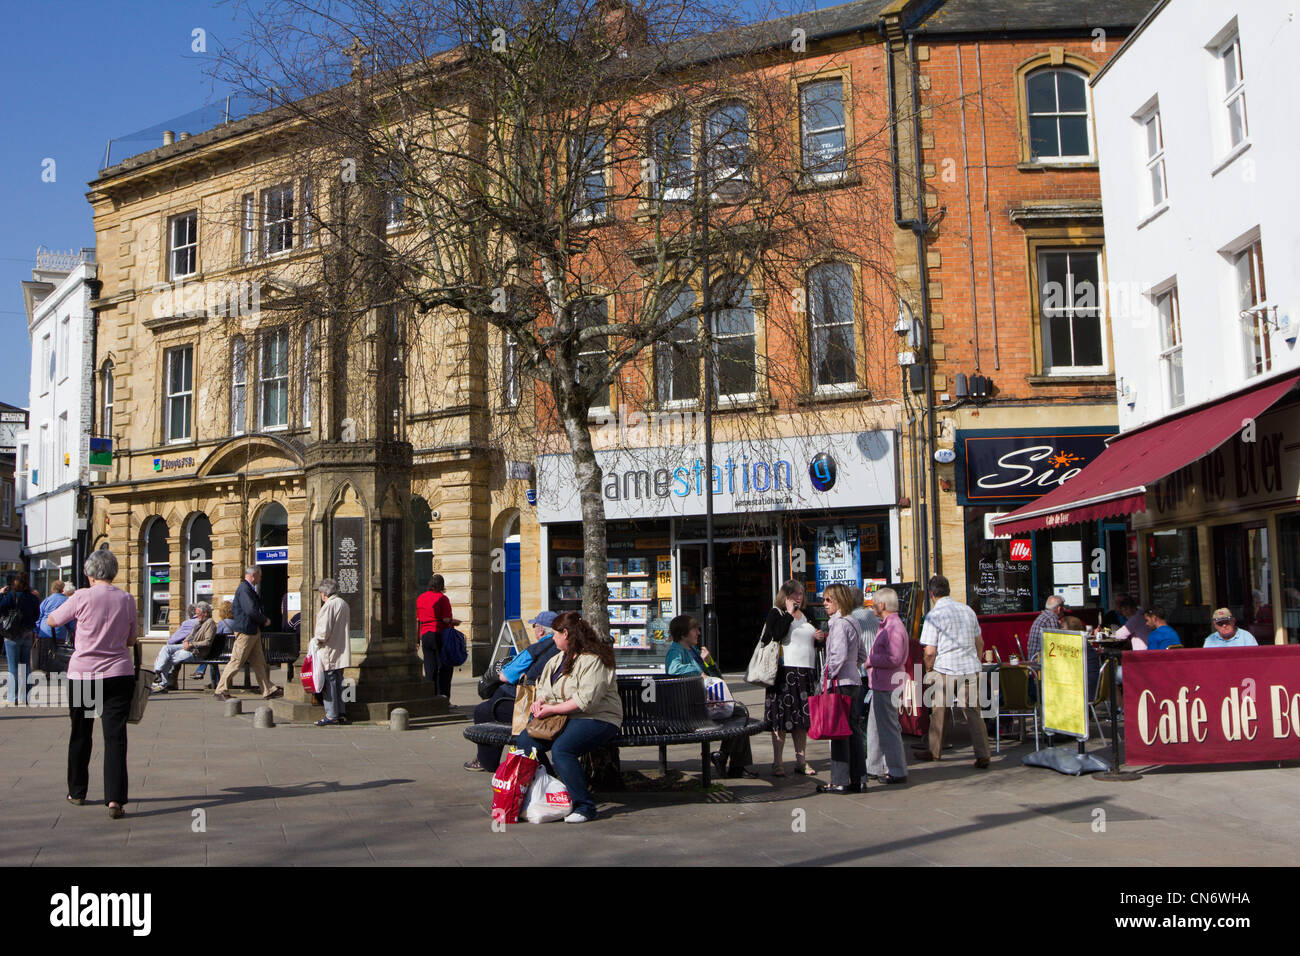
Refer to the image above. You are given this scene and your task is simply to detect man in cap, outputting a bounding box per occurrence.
[1203,609,1258,648]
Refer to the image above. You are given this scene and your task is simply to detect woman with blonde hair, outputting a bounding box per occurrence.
[816,583,867,794]
[763,580,819,776]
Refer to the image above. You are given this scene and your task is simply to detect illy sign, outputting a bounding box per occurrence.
[1009,539,1032,561]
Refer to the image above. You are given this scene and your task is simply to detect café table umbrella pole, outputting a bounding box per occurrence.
[1095,645,1142,782]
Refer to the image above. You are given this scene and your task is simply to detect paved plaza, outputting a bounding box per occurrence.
[1,672,1295,867]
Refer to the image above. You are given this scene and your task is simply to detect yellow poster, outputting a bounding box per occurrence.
[1041,629,1088,739]
[656,555,672,594]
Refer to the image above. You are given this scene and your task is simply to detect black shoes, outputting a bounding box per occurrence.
[817,782,866,794]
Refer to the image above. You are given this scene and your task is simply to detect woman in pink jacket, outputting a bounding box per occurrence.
[864,588,909,784]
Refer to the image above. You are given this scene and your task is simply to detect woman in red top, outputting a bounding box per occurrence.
[416,574,460,700]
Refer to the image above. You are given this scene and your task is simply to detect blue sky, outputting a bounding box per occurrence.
[0,0,820,410]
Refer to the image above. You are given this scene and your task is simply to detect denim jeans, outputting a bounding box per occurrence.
[321,668,345,719]
[515,718,619,818]
[5,636,33,704]
[152,644,196,683]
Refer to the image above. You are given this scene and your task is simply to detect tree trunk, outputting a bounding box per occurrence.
[560,398,610,639]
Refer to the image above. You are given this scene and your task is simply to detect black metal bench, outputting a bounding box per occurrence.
[178,631,300,689]
[463,674,768,786]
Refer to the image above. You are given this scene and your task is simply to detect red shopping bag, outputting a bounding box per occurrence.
[301,652,318,694]
[809,678,854,740]
[490,746,541,825]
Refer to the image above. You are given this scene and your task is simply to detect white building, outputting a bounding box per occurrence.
[18,248,99,594]
[995,0,1300,646]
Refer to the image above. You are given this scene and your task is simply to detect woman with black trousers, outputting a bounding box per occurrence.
[817,583,867,794]
[45,549,139,818]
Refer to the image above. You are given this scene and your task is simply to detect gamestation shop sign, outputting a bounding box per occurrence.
[954,427,1116,506]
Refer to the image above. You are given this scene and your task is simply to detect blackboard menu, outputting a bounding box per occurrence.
[1148,529,1199,614]
[972,554,1034,614]
[332,516,365,641]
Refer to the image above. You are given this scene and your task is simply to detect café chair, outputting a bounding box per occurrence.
[995,665,1039,753]
[1089,660,1113,746]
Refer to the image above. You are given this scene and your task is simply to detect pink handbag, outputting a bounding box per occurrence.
[808,675,854,740]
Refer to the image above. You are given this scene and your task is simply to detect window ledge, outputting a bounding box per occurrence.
[1027,374,1115,386]
[803,386,873,404]
[795,172,859,193]
[1136,202,1171,230]
[1016,161,1098,172]
[1211,139,1252,178]
[143,313,207,334]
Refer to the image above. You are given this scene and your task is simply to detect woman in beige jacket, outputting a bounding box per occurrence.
[311,578,352,726]
[514,611,622,823]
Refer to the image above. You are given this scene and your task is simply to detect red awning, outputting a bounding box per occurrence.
[992,374,1300,535]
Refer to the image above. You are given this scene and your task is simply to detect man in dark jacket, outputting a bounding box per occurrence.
[464,611,562,772]
[215,566,282,701]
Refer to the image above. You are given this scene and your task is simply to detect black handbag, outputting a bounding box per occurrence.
[31,635,56,672]
[477,664,505,700]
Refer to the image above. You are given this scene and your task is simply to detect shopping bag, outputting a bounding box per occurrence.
[745,624,780,686]
[703,675,736,720]
[521,766,572,823]
[301,651,318,694]
[511,684,537,735]
[808,678,853,740]
[127,670,154,724]
[490,746,541,825]
[31,636,56,673]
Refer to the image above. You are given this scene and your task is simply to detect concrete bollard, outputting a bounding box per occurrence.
[224,699,242,717]
[254,705,275,728]
[390,707,409,732]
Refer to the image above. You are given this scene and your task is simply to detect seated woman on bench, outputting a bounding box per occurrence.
[513,612,622,824]
[664,615,758,779]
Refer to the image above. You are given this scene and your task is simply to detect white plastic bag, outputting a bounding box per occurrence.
[704,676,736,720]
[521,766,572,823]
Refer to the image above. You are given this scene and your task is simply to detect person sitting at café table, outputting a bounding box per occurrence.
[1202,608,1258,648]
[1142,606,1182,649]
[1112,596,1150,650]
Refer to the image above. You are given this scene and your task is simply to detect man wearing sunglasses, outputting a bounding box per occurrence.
[1202,609,1259,648]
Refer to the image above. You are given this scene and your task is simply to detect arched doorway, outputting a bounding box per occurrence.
[143,517,170,632]
[185,514,213,609]
[504,512,521,621]
[255,502,289,630]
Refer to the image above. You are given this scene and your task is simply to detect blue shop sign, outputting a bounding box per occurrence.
[256,547,289,565]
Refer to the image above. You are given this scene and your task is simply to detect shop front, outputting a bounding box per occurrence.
[993,374,1300,646]
[955,426,1122,621]
[535,431,899,670]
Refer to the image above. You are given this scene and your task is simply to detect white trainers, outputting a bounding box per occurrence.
[563,811,591,824]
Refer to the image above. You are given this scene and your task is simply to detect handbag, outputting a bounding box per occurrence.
[127,644,153,725]
[478,660,505,700]
[524,674,569,740]
[745,623,780,686]
[31,635,56,672]
[511,683,537,735]
[808,674,853,740]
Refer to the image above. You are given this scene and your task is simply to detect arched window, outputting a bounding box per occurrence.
[411,495,434,589]
[711,274,756,399]
[808,262,856,390]
[101,360,114,438]
[231,336,247,435]
[1026,68,1091,161]
[185,514,213,609]
[705,102,749,196]
[255,502,289,629]
[144,517,170,631]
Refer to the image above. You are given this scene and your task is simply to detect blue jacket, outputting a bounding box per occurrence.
[37,593,71,641]
[501,636,560,685]
[232,579,270,634]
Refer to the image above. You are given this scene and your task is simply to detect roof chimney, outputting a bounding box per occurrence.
[179,131,191,141]
[162,130,175,146]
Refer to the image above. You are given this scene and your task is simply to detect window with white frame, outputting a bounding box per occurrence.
[712,274,757,399]
[1026,68,1091,161]
[165,346,193,443]
[1,481,11,528]
[808,262,857,390]
[302,323,313,426]
[259,328,289,429]
[40,334,51,394]
[262,184,295,255]
[1156,285,1184,409]
[38,424,49,488]
[59,316,71,381]
[503,332,521,407]
[1038,249,1106,374]
[1233,237,1271,376]
[1217,31,1248,150]
[382,165,405,228]
[705,102,749,197]
[1141,106,1167,209]
[301,178,316,246]
[231,336,247,435]
[654,286,698,405]
[58,412,67,482]
[241,193,256,263]
[575,297,611,409]
[570,132,608,220]
[800,78,847,179]
[101,360,114,438]
[169,210,198,278]
[651,113,693,202]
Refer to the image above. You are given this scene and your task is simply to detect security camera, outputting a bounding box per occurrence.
[431,510,441,520]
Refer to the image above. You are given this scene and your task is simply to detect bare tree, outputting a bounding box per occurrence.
[214,0,901,633]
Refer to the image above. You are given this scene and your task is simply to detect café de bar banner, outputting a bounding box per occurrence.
[1123,646,1300,765]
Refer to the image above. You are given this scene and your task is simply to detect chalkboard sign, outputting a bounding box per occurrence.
[381,518,403,638]
[1148,551,1195,614]
[972,555,1034,615]
[884,582,921,640]
[332,517,365,641]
